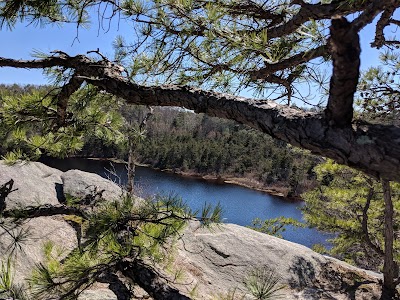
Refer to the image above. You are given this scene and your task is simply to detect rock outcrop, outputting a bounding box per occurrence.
[0,161,383,299]
[61,169,123,201]
[0,161,64,208]
[173,222,381,299]
[0,161,77,286]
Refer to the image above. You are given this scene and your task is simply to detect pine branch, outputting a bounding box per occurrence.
[55,74,84,127]
[2,204,88,219]
[249,45,327,80]
[117,258,192,300]
[352,0,399,33]
[266,0,370,39]
[0,54,400,181]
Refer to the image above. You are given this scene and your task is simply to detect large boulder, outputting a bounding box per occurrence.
[0,161,63,209]
[0,161,139,300]
[0,161,77,287]
[171,222,381,300]
[0,216,77,286]
[61,169,123,201]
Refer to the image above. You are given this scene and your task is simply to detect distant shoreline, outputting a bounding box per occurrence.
[86,157,302,201]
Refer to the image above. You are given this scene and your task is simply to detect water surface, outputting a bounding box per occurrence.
[42,157,331,248]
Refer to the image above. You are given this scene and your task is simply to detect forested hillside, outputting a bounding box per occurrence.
[0,84,319,197]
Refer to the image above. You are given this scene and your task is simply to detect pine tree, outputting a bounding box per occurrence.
[1,1,400,298]
[302,160,400,298]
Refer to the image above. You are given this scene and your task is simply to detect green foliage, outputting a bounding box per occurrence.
[212,266,285,300]
[200,202,223,227]
[27,193,222,299]
[0,256,28,300]
[109,0,327,99]
[0,0,89,29]
[302,160,400,270]
[189,283,200,298]
[249,217,305,239]
[0,84,124,160]
[0,257,13,294]
[1,149,29,165]
[357,51,400,125]
[125,108,318,196]
[1,85,318,196]
[311,243,328,254]
[243,266,285,300]
[213,288,246,300]
[64,193,82,207]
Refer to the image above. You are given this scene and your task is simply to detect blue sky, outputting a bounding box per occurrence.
[0,12,387,88]
[0,15,132,84]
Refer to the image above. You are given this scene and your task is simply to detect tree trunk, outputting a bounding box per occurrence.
[126,107,153,196]
[325,17,360,127]
[127,141,136,196]
[380,179,399,300]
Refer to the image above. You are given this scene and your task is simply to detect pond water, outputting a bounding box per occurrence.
[42,157,332,248]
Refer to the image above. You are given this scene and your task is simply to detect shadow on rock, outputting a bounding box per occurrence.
[288,256,316,289]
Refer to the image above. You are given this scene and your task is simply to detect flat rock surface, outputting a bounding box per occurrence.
[0,216,77,286]
[78,288,118,300]
[172,222,381,299]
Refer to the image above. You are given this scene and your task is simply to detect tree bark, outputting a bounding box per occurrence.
[1,55,400,182]
[361,187,384,256]
[55,74,84,127]
[266,0,370,39]
[2,204,87,219]
[126,107,153,196]
[118,259,192,300]
[325,17,360,127]
[127,142,136,196]
[380,180,399,300]
[88,80,400,182]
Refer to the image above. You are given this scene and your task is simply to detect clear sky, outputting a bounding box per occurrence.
[0,14,132,85]
[0,10,390,89]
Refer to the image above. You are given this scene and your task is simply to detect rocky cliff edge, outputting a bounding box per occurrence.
[0,161,383,299]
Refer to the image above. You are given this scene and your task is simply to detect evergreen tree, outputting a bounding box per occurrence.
[302,160,400,298]
[1,1,400,298]
[0,1,398,180]
[0,84,125,161]
[0,182,222,299]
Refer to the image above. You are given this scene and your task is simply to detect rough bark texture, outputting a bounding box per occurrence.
[90,82,400,182]
[55,74,84,127]
[0,53,400,182]
[361,187,384,256]
[380,180,399,300]
[118,260,191,300]
[127,145,136,196]
[250,45,327,80]
[325,17,360,127]
[2,204,87,219]
[267,0,370,39]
